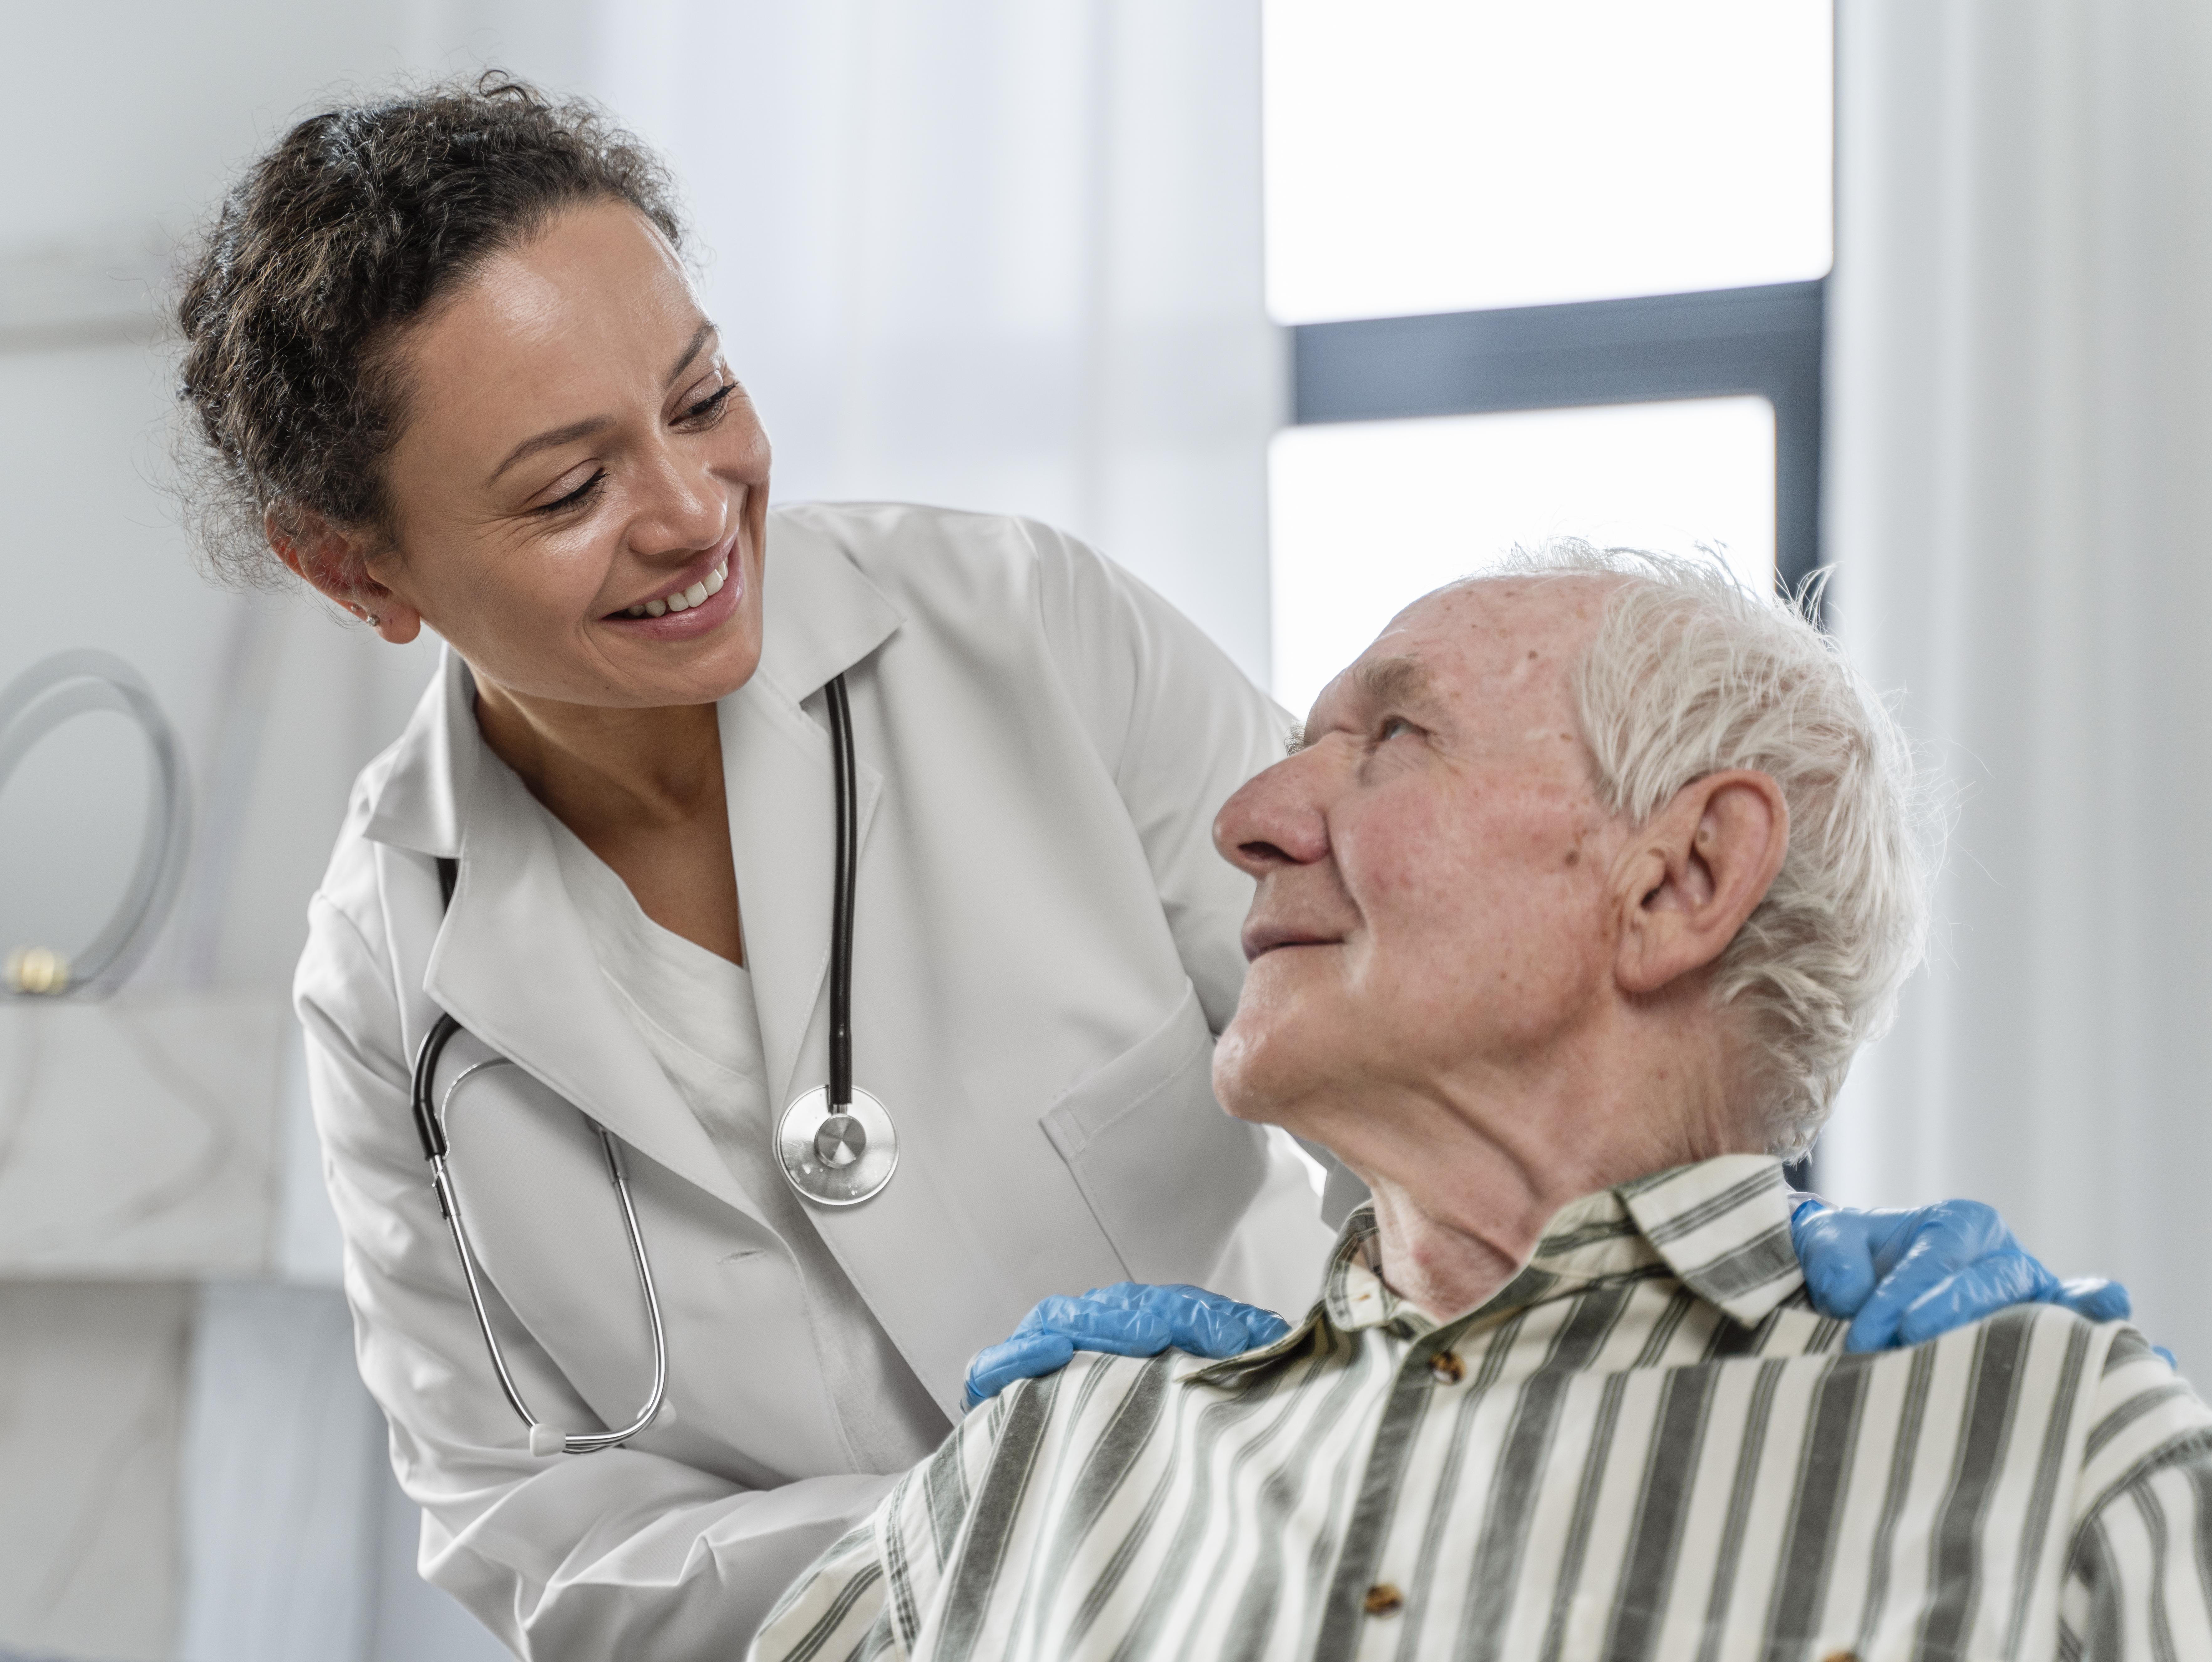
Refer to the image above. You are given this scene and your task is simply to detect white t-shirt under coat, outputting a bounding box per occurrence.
[547,814,950,1475]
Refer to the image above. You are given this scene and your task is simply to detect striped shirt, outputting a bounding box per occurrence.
[750,1155,2212,1662]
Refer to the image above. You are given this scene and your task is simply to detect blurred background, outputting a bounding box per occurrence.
[3,1,2209,1657]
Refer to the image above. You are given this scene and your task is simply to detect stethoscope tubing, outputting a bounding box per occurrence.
[406,673,864,1454]
[415,1032,671,1455]
[827,673,858,1110]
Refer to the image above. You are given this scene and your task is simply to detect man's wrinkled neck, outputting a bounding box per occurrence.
[1353,1104,1592,1322]
[1365,1182,1542,1322]
[1340,1027,1760,1322]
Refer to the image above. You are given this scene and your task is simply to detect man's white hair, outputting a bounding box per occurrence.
[1489,540,1933,1156]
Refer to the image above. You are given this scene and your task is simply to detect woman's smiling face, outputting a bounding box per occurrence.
[358,197,772,709]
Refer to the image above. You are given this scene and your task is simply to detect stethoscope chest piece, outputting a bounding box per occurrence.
[778,1085,898,1205]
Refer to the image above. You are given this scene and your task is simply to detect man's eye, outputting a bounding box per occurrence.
[1380,717,1418,742]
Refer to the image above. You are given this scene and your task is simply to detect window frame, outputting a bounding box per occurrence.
[1285,278,1827,598]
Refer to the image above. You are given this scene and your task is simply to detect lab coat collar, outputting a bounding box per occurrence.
[358,507,904,859]
[427,755,770,1221]
[362,650,476,858]
[749,507,905,706]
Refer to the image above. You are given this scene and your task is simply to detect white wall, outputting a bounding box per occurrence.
[1824,0,2212,1377]
[593,0,1280,683]
[0,1283,190,1661]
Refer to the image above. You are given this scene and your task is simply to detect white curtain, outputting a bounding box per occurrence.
[581,0,1281,684]
[1824,0,2212,1372]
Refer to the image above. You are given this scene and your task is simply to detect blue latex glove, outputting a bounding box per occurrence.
[964,1283,1293,1411]
[1792,1197,2140,1353]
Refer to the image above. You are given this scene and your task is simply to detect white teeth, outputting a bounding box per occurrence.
[630,562,724,620]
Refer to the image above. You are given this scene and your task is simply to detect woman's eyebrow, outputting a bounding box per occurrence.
[488,416,613,484]
[665,320,716,387]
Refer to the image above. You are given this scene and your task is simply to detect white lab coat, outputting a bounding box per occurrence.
[296,504,1340,1659]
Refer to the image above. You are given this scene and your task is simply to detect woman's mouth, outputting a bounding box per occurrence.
[618,558,728,618]
[600,537,746,640]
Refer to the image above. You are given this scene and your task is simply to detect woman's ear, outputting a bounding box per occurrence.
[1614,769,1790,996]
[264,506,421,644]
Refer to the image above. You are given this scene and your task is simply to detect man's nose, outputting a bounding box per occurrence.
[1213,751,1331,877]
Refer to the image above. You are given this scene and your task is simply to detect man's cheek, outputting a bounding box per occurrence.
[1340,809,1469,918]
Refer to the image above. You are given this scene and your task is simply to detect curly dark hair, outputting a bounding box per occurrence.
[173,73,685,586]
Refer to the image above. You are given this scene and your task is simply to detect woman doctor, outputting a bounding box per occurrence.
[173,80,2131,1659]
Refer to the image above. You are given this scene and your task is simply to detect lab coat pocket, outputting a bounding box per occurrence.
[1039,981,1268,1286]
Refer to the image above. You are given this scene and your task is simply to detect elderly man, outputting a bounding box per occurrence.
[753,546,2211,1662]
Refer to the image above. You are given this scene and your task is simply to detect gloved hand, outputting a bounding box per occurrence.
[1791,1197,2138,1353]
[964,1283,1293,1411]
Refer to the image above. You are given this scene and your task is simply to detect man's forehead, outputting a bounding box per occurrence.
[1425,571,1612,638]
[1352,576,1610,704]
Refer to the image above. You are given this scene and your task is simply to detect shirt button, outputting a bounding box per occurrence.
[1428,1351,1466,1385]
[1363,1584,1405,1616]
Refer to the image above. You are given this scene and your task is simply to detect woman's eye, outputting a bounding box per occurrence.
[679,381,737,425]
[533,469,605,515]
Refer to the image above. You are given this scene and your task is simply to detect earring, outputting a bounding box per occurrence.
[364,613,380,627]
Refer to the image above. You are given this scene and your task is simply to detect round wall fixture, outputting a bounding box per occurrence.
[0,651,192,999]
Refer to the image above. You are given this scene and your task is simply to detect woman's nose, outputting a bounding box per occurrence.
[635,445,728,553]
[1213,751,1331,877]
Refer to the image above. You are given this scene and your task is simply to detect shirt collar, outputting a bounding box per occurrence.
[1197,1153,1802,1386]
[1613,1154,1806,1325]
[1322,1212,1427,1335]
[361,510,903,856]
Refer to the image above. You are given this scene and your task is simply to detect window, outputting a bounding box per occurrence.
[1264,0,1834,711]
[1270,396,1775,715]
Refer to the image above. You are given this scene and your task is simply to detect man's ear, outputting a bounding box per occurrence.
[264,506,423,645]
[1613,770,1790,997]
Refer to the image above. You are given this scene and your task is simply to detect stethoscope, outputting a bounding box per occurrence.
[407,673,896,1456]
